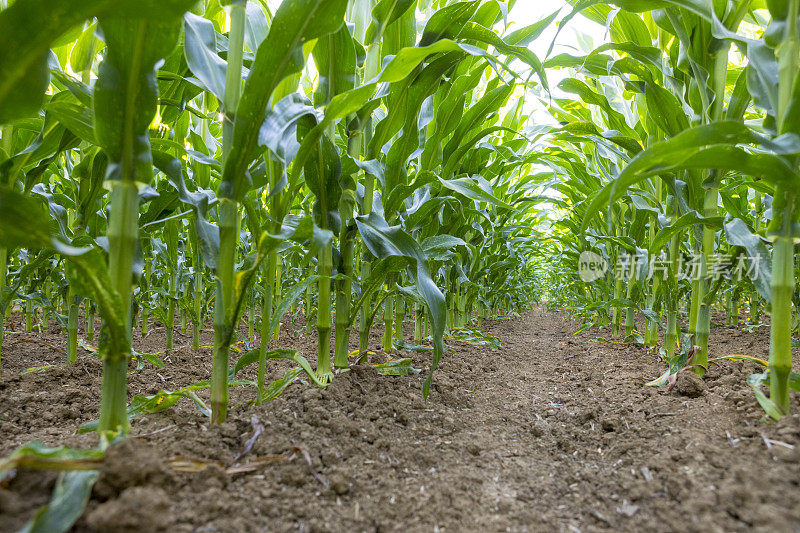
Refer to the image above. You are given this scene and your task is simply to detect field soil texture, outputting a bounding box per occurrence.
[1,309,799,532]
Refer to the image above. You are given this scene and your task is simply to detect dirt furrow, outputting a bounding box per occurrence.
[1,310,800,532]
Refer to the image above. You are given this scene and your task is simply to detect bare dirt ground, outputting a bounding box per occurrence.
[1,308,799,532]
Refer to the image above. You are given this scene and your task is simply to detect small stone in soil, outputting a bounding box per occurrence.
[676,373,707,398]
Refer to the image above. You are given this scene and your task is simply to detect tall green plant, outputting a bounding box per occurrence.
[93,4,189,435]
[209,0,350,422]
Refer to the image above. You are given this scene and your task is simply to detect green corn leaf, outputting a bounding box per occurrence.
[0,188,128,354]
[421,235,467,261]
[365,0,417,44]
[3,119,79,191]
[183,13,229,101]
[570,0,712,20]
[580,122,800,233]
[20,471,100,533]
[373,358,415,375]
[133,350,166,370]
[747,373,785,420]
[69,22,99,74]
[355,212,446,398]
[0,0,103,123]
[445,327,502,350]
[231,348,298,377]
[76,378,267,432]
[299,115,342,229]
[649,212,723,254]
[505,9,560,46]
[230,348,328,388]
[557,78,635,138]
[64,246,128,357]
[419,1,482,46]
[222,0,349,202]
[152,151,219,269]
[378,0,417,57]
[439,176,513,209]
[723,218,772,303]
[44,100,95,144]
[381,56,464,195]
[644,83,690,137]
[268,275,320,337]
[94,11,185,184]
[371,54,464,158]
[291,39,508,182]
[313,24,358,105]
[349,256,407,326]
[224,214,317,344]
[261,368,304,403]
[0,187,55,249]
[0,0,195,123]
[259,93,317,166]
[456,22,547,85]
[50,70,93,108]
[442,126,520,179]
[244,3,271,52]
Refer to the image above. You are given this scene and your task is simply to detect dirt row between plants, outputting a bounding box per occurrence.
[1,309,800,532]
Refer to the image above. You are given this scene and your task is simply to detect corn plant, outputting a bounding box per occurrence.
[0,0,561,448]
[543,0,798,419]
[7,4,800,527]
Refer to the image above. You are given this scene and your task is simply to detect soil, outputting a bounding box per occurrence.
[2,308,800,532]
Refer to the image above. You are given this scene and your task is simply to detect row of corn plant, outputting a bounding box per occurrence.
[5,1,799,528]
[0,0,553,445]
[538,0,798,420]
[3,0,796,431]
